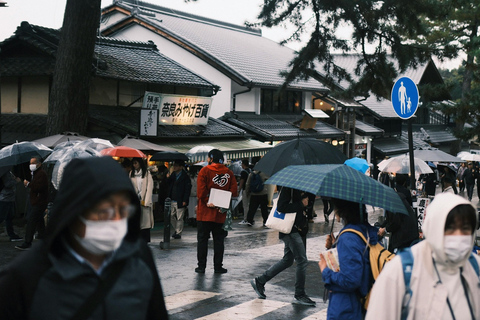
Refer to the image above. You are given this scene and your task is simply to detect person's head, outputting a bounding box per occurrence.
[331,198,363,225]
[207,149,224,165]
[173,160,185,173]
[443,176,453,187]
[423,193,477,266]
[131,158,146,178]
[241,159,249,169]
[468,162,473,168]
[29,156,42,172]
[121,158,132,173]
[46,157,140,257]
[395,174,408,187]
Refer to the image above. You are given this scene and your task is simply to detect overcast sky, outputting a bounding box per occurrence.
[0,0,462,69]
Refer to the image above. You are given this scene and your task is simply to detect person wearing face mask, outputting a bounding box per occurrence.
[366,193,480,320]
[0,157,169,320]
[15,156,49,250]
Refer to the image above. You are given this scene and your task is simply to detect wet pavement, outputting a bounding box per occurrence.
[1,186,479,319]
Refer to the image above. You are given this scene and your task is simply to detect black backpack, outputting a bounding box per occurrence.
[249,171,264,193]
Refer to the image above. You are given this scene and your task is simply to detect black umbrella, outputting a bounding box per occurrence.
[254,138,347,176]
[0,141,52,167]
[150,151,189,162]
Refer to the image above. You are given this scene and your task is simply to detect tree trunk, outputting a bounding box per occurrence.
[46,0,101,136]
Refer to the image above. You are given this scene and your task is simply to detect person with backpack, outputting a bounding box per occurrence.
[319,198,379,320]
[244,170,269,227]
[366,193,480,320]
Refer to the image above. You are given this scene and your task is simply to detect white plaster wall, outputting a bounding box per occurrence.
[112,24,233,118]
[231,82,257,113]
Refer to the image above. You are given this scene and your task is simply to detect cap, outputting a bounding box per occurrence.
[208,149,224,164]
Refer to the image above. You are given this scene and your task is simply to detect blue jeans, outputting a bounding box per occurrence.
[0,201,16,237]
[257,232,308,297]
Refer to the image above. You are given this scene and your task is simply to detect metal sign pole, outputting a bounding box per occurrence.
[159,197,171,250]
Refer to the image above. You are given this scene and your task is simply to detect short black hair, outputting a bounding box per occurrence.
[174,159,185,166]
[445,204,477,234]
[331,198,365,225]
[208,149,224,164]
[242,159,249,167]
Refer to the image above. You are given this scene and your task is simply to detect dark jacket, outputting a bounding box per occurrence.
[167,169,192,208]
[277,187,310,237]
[28,167,48,207]
[463,167,475,185]
[0,157,169,320]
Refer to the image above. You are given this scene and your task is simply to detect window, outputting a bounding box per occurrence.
[261,89,302,114]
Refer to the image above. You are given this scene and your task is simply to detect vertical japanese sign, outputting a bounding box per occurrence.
[142,92,212,126]
[416,197,430,229]
[140,109,158,136]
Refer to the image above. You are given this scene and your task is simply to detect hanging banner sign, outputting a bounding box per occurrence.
[140,109,158,136]
[142,92,212,125]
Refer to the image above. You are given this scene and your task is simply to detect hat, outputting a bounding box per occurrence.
[208,149,224,164]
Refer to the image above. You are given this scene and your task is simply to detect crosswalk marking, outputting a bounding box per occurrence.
[165,290,221,310]
[303,308,328,320]
[194,299,290,320]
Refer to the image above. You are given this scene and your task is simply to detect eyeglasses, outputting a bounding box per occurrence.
[88,204,136,221]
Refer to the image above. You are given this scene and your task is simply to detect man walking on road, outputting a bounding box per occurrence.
[16,156,48,250]
[167,159,191,239]
[196,149,237,274]
[462,162,475,201]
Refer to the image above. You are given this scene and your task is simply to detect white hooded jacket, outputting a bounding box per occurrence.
[366,193,480,320]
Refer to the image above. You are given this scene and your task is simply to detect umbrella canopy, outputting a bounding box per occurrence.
[100,146,146,159]
[117,135,176,152]
[460,153,480,162]
[228,160,243,176]
[150,151,189,162]
[76,138,114,152]
[344,157,369,174]
[254,138,347,176]
[185,145,215,162]
[0,141,52,167]
[411,149,463,163]
[266,164,408,215]
[378,155,433,175]
[33,132,89,148]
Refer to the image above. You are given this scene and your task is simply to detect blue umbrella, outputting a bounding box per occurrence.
[344,157,369,174]
[265,164,408,215]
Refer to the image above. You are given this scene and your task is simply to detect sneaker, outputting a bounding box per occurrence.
[172,234,181,239]
[15,243,31,251]
[238,220,248,225]
[250,278,266,299]
[195,267,205,274]
[9,235,23,242]
[246,222,253,227]
[292,295,316,306]
[263,224,269,229]
[214,267,228,274]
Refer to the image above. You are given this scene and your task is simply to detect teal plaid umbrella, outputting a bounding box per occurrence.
[266,164,408,215]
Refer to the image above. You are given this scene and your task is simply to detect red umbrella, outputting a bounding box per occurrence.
[100,146,146,159]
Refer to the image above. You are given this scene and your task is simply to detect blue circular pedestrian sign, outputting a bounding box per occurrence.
[391,77,419,120]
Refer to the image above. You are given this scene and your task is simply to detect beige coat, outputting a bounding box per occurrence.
[366,193,480,320]
[131,170,154,229]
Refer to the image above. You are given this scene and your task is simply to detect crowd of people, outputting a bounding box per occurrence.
[1,149,480,319]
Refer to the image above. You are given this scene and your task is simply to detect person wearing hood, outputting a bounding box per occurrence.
[319,198,378,320]
[0,157,169,320]
[195,149,237,274]
[366,193,480,320]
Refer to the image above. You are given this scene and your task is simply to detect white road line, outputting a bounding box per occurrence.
[194,299,290,320]
[165,290,221,310]
[303,308,328,320]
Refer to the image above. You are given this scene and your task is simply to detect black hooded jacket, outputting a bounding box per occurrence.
[0,157,169,320]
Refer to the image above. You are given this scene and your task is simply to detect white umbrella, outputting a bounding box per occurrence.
[117,135,176,152]
[33,132,89,148]
[379,155,433,175]
[186,145,215,162]
[75,138,114,152]
[460,153,480,162]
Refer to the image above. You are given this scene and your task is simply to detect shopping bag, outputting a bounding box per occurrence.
[265,192,296,233]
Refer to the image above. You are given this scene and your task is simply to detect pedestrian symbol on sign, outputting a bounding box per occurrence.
[391,77,419,120]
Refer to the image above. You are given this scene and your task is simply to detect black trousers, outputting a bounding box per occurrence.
[197,221,227,269]
[24,204,47,244]
[246,194,269,224]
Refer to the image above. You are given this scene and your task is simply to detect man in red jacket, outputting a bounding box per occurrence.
[196,149,237,274]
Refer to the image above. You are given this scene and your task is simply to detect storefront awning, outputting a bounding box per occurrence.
[160,139,273,162]
[373,137,409,156]
[355,120,384,137]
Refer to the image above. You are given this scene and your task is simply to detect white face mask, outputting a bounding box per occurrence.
[74,216,128,255]
[29,164,38,172]
[444,235,472,264]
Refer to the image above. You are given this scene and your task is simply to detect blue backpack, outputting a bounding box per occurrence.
[399,248,480,320]
[249,171,264,193]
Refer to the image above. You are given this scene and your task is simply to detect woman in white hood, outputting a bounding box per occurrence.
[366,193,480,320]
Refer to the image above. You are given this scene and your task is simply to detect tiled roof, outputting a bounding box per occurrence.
[373,137,409,156]
[401,124,457,146]
[355,120,384,136]
[102,0,328,92]
[222,112,345,142]
[89,105,247,139]
[1,114,47,145]
[0,22,217,90]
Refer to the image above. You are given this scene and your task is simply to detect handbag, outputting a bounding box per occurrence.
[265,191,297,233]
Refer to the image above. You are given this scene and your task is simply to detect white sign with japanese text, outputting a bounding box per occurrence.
[142,92,212,126]
[140,109,158,136]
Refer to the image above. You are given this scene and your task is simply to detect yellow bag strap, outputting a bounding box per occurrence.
[339,228,368,244]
